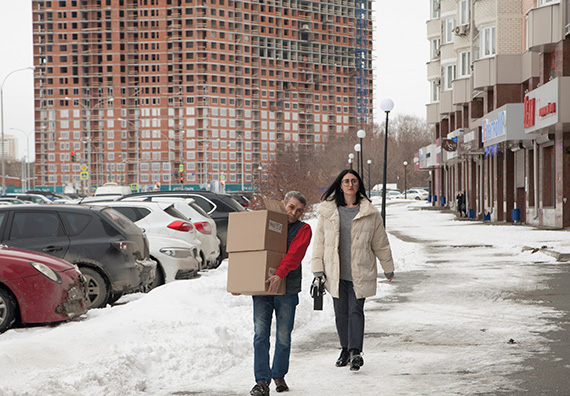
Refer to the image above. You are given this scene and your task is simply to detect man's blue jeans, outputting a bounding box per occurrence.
[253,293,299,385]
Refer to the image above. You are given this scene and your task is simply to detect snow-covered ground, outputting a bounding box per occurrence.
[1,201,568,396]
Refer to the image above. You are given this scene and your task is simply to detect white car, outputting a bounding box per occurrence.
[88,201,203,269]
[121,196,221,269]
[146,234,201,288]
[386,190,404,200]
[402,189,429,200]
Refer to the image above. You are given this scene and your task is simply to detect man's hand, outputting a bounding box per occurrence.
[266,274,282,294]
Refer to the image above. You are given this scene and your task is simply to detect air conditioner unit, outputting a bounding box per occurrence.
[454,25,469,36]
[301,24,310,31]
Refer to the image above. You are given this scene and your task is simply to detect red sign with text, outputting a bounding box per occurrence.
[523,96,535,128]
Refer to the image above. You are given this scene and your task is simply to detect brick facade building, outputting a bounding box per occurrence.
[419,0,570,228]
[32,0,373,193]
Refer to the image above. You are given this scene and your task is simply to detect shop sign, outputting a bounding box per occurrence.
[524,78,560,134]
[482,111,506,143]
[442,138,458,152]
[482,104,538,147]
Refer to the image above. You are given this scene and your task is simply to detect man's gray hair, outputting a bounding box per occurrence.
[284,191,307,206]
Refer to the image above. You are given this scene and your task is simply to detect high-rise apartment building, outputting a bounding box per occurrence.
[419,0,570,228]
[31,0,373,193]
[0,135,18,161]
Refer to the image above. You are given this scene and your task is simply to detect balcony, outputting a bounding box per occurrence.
[472,55,528,90]
[452,77,472,105]
[526,3,563,52]
[426,102,441,124]
[426,60,440,80]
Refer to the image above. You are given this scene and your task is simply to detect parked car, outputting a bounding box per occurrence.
[26,190,73,202]
[0,245,89,333]
[0,205,156,308]
[386,190,404,199]
[119,190,245,258]
[402,189,429,200]
[230,192,252,209]
[94,182,133,197]
[0,198,26,205]
[2,193,52,204]
[121,196,221,269]
[146,234,201,289]
[88,200,198,244]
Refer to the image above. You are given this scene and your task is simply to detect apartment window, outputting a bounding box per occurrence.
[431,80,440,103]
[458,0,470,26]
[431,38,441,60]
[458,51,471,77]
[538,0,558,6]
[443,17,456,44]
[443,64,456,90]
[431,0,441,19]
[481,26,496,58]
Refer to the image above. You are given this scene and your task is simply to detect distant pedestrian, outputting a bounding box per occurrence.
[311,169,394,372]
[456,191,467,217]
[248,191,312,396]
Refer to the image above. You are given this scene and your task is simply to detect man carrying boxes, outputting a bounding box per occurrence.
[227,191,312,396]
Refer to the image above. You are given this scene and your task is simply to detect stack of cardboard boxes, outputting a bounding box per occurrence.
[226,200,288,295]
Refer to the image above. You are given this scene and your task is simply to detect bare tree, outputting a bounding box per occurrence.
[260,114,432,206]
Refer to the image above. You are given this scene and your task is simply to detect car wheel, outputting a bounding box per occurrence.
[107,292,124,305]
[415,196,421,200]
[0,288,17,334]
[80,267,110,309]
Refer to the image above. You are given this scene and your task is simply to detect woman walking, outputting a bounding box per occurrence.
[311,169,394,371]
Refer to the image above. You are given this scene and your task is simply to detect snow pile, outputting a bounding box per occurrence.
[0,201,567,396]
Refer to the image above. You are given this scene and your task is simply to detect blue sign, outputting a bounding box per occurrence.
[482,111,506,142]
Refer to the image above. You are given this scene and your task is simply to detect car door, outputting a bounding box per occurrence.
[2,210,70,259]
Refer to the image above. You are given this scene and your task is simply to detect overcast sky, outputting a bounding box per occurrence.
[0,1,429,160]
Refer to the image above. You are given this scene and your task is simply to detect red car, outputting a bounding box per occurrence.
[0,246,88,333]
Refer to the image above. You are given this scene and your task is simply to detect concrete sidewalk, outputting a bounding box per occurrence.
[494,263,570,395]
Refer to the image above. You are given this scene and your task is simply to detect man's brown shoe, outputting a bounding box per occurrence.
[274,378,289,393]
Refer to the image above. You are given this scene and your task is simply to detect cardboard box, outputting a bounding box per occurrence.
[226,200,288,253]
[227,250,286,295]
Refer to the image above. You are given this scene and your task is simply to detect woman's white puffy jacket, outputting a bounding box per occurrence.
[311,198,394,299]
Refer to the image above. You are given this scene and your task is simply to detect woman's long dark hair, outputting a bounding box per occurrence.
[320,169,370,206]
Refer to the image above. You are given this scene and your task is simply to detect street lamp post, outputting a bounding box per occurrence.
[1,66,35,193]
[354,144,361,176]
[357,129,366,177]
[348,153,354,170]
[257,165,263,192]
[380,98,394,225]
[367,159,372,197]
[403,161,408,198]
